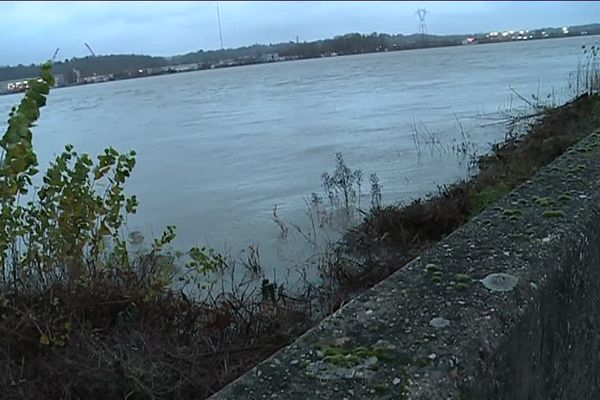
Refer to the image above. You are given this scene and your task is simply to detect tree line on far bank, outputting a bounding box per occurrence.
[1,22,599,84]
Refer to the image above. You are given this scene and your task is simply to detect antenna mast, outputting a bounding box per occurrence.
[216,2,224,50]
[84,42,96,57]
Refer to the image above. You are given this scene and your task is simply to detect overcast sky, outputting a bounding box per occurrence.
[1,1,598,66]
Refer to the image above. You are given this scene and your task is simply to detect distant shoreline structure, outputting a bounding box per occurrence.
[0,26,598,96]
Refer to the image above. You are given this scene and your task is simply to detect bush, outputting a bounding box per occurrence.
[0,62,222,295]
[0,62,312,400]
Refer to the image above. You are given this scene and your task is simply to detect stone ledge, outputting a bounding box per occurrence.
[210,129,600,400]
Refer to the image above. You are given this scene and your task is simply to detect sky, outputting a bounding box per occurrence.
[1,1,599,66]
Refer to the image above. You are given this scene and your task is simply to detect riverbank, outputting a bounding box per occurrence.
[329,93,600,302]
[212,103,600,400]
[1,32,597,98]
[1,81,598,399]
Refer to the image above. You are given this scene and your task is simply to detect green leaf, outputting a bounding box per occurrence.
[39,334,51,346]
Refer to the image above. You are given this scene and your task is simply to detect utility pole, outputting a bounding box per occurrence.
[216,2,224,50]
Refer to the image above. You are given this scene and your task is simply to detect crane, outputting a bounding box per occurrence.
[51,48,60,62]
[84,42,96,57]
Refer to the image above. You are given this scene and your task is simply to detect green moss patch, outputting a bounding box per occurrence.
[542,210,566,218]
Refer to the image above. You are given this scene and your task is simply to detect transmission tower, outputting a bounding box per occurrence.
[416,8,428,39]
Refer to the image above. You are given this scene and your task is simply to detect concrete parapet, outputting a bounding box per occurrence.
[211,129,600,400]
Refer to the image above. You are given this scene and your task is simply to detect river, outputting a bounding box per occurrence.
[0,36,596,277]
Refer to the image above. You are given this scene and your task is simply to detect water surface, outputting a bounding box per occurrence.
[0,36,594,273]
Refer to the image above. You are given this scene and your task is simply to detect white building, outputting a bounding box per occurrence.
[172,63,199,73]
[260,53,281,62]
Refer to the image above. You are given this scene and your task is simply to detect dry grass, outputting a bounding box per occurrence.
[0,268,311,400]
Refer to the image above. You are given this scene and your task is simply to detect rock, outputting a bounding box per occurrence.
[480,273,519,292]
[429,317,450,329]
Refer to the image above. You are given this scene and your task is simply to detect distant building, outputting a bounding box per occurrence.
[146,67,164,75]
[1,77,40,94]
[72,68,82,84]
[0,80,10,94]
[172,63,199,73]
[260,53,281,62]
[81,74,113,84]
[461,37,478,45]
[54,74,65,87]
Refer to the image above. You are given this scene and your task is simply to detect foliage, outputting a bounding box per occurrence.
[0,62,219,293]
[0,62,310,400]
[321,152,362,218]
[1,62,55,286]
[272,153,383,249]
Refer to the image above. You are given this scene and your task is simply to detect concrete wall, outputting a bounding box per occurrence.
[211,129,600,400]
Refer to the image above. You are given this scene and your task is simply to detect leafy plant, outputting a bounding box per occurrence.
[0,62,220,293]
[321,152,362,217]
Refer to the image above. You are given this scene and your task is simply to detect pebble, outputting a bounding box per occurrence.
[429,317,450,329]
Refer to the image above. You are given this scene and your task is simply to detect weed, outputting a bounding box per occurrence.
[370,173,382,210]
[542,210,567,218]
[321,152,363,222]
[373,383,389,393]
[501,209,523,218]
[559,192,573,202]
[425,263,442,273]
[534,196,556,207]
[570,43,600,97]
[470,186,510,214]
[411,118,444,157]
[320,345,394,368]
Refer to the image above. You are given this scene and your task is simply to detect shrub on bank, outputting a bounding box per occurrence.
[0,63,311,400]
